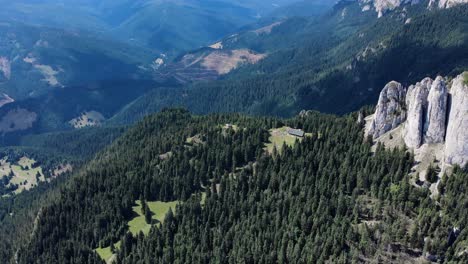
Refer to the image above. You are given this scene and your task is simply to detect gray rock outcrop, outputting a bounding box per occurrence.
[445,74,468,167]
[368,81,406,138]
[429,0,468,9]
[366,72,467,168]
[424,77,448,144]
[403,78,431,148]
[360,0,468,17]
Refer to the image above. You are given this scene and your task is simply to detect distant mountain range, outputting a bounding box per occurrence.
[114,0,468,121]
[0,0,466,145]
[0,0,306,55]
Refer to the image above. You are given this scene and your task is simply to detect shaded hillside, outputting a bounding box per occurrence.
[0,79,170,145]
[0,0,305,56]
[114,2,468,124]
[0,21,155,100]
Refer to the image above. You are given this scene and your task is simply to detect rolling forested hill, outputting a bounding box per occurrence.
[0,0,305,56]
[1,109,467,263]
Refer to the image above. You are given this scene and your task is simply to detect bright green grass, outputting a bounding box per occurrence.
[0,157,44,194]
[128,200,179,236]
[147,201,179,224]
[96,196,205,261]
[265,126,312,154]
[96,242,120,263]
[96,200,178,261]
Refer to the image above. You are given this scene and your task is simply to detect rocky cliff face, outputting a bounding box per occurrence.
[445,74,468,167]
[425,77,448,144]
[366,72,467,168]
[403,78,431,148]
[367,81,406,138]
[429,0,468,8]
[359,0,468,17]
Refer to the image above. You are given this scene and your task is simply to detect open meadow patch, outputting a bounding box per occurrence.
[0,156,44,195]
[265,126,312,154]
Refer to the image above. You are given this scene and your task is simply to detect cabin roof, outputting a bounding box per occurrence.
[288,128,304,137]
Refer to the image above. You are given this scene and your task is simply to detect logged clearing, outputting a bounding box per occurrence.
[0,156,44,194]
[69,111,105,128]
[253,21,283,35]
[201,49,266,75]
[34,64,62,86]
[0,93,14,108]
[0,57,11,80]
[0,108,37,133]
[265,126,312,154]
[23,55,62,87]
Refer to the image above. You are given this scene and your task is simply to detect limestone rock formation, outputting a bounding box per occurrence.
[366,73,467,168]
[403,78,431,148]
[360,0,468,17]
[429,0,468,8]
[367,81,406,138]
[445,74,468,167]
[424,77,448,144]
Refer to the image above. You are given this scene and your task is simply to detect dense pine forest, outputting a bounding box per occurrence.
[0,109,465,263]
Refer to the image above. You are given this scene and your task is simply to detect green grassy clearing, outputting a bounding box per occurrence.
[265,126,312,154]
[96,200,178,262]
[186,134,204,145]
[96,242,120,263]
[96,195,206,262]
[128,200,179,235]
[0,156,44,194]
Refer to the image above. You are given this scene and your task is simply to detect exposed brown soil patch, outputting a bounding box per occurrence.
[201,49,266,75]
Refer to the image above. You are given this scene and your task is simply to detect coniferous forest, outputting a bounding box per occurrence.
[0,1,467,263]
[0,109,466,263]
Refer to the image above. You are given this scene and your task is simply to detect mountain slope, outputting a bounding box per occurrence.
[0,0,303,56]
[113,2,468,124]
[1,109,467,263]
[0,21,155,99]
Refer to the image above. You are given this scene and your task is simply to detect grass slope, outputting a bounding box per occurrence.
[265,126,312,154]
[128,200,179,235]
[95,199,179,262]
[0,156,44,195]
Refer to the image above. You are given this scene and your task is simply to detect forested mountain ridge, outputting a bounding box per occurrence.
[113,2,468,124]
[0,0,333,142]
[0,0,303,56]
[0,21,155,99]
[0,108,466,263]
[2,0,466,140]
